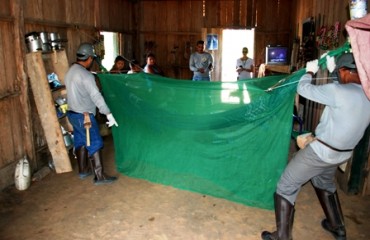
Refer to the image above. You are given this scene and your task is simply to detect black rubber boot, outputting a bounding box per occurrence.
[75,146,92,179]
[89,150,117,185]
[261,193,295,240]
[314,187,346,240]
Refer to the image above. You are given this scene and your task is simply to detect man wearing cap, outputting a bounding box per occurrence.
[65,42,118,185]
[261,54,370,240]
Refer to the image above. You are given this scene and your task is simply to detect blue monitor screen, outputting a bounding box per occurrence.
[266,46,288,65]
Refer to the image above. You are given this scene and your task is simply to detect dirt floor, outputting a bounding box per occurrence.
[1,136,370,240]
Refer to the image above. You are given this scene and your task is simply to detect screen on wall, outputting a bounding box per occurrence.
[265,46,289,65]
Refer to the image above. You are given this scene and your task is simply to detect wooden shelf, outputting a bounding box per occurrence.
[26,50,72,174]
[266,64,291,74]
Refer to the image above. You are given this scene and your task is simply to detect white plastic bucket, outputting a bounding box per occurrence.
[14,157,31,191]
[349,0,368,20]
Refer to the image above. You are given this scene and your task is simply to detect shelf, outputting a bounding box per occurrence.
[51,85,65,92]
[26,50,72,174]
[266,64,291,74]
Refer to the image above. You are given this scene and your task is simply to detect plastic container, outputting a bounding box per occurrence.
[349,0,367,20]
[14,157,31,191]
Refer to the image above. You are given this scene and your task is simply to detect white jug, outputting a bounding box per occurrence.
[14,157,31,191]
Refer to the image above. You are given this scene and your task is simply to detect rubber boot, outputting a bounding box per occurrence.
[261,193,295,240]
[89,150,117,185]
[75,146,92,179]
[314,187,346,240]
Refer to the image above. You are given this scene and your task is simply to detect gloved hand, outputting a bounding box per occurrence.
[106,113,118,127]
[320,52,328,59]
[306,59,319,74]
[326,55,336,73]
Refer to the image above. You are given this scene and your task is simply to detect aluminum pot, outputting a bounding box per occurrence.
[39,32,52,52]
[49,32,63,50]
[25,32,42,52]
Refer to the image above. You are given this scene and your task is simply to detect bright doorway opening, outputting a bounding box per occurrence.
[222,29,255,81]
[100,31,119,71]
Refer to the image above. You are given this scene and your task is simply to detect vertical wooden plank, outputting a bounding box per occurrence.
[363,153,370,195]
[245,0,254,28]
[11,0,37,171]
[0,25,7,94]
[94,0,100,28]
[218,0,233,27]
[233,0,240,26]
[189,0,204,32]
[178,0,192,32]
[24,0,44,19]
[26,52,72,173]
[156,1,168,31]
[205,0,220,27]
[3,24,16,92]
[166,0,179,32]
[42,0,66,22]
[0,0,10,15]
[42,50,69,84]
[0,100,14,166]
[140,0,157,31]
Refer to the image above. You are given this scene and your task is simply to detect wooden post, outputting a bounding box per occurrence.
[26,51,72,173]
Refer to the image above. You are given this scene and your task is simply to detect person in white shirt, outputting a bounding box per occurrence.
[236,47,254,80]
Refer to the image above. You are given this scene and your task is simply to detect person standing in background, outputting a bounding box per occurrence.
[110,55,126,74]
[189,40,214,81]
[144,53,164,76]
[65,42,119,185]
[236,47,254,80]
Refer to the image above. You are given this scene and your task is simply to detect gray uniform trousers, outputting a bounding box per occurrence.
[276,144,345,205]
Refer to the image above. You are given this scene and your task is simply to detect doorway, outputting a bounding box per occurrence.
[100,31,120,71]
[221,29,255,81]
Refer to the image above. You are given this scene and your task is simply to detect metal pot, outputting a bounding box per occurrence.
[39,31,52,52]
[25,32,42,52]
[49,32,63,50]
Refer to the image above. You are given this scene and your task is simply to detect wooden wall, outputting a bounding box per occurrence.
[136,0,293,80]
[290,0,369,131]
[0,0,135,190]
[254,0,293,65]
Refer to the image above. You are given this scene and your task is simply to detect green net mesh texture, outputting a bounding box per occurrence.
[98,43,350,210]
[98,71,305,210]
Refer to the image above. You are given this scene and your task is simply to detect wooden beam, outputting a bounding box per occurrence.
[266,64,290,74]
[10,0,37,171]
[26,51,72,173]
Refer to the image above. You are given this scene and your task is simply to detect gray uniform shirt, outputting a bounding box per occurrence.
[189,52,214,78]
[298,73,370,164]
[65,63,110,115]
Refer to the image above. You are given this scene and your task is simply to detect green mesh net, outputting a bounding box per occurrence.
[98,43,350,210]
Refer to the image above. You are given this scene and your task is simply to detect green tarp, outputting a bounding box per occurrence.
[97,43,349,210]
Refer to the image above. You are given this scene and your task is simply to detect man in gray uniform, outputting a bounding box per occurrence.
[66,42,118,185]
[189,40,214,81]
[261,54,370,240]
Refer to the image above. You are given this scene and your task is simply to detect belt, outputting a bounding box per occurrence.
[316,138,352,152]
[67,110,82,115]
